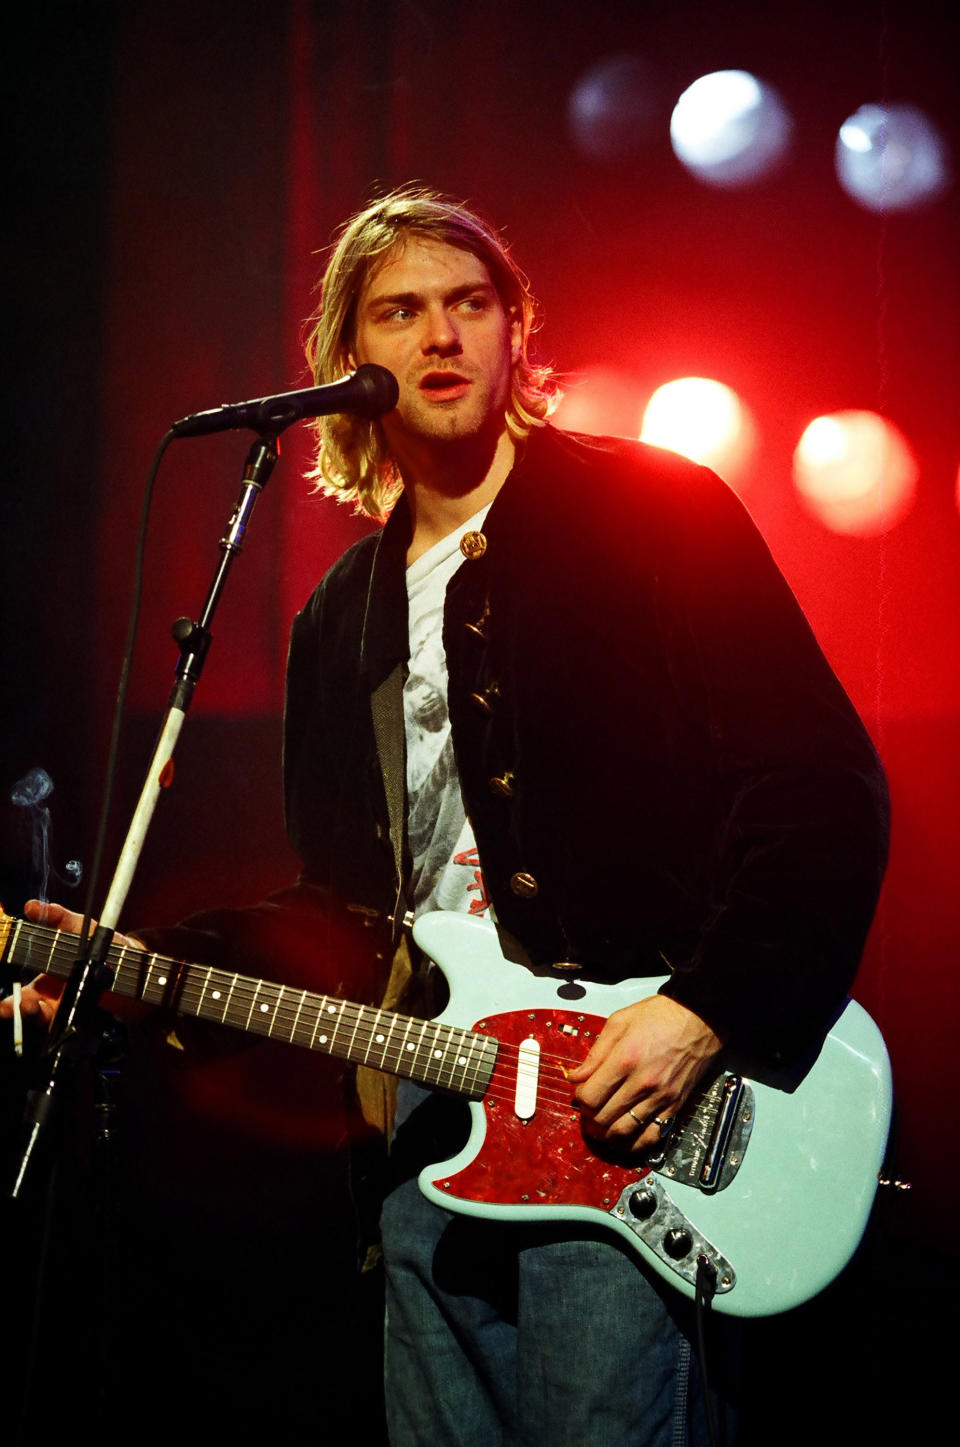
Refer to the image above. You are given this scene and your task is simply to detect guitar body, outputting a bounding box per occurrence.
[414,912,892,1318]
[0,905,891,1317]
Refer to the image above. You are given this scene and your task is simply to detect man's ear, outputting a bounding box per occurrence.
[509,310,522,366]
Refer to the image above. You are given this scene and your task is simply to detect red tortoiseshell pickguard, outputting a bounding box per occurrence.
[429,1007,650,1208]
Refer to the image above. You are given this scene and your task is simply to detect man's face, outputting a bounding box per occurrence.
[349,236,521,463]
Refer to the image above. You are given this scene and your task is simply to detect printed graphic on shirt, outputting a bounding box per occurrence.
[453,846,492,915]
[405,507,491,918]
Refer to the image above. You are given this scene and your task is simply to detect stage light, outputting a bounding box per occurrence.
[640,378,756,484]
[670,70,792,186]
[836,103,950,212]
[793,411,917,535]
[567,53,659,160]
[552,366,647,439]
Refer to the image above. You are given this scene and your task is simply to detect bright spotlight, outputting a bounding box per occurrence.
[836,103,950,212]
[670,70,792,186]
[794,411,917,535]
[640,377,755,484]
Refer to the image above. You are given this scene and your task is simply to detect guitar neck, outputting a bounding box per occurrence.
[0,914,497,1099]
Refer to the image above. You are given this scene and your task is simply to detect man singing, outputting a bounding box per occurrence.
[8,185,888,1445]
[283,186,888,1443]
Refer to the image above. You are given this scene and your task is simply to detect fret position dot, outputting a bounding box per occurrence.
[158,976,167,986]
[458,1056,467,1065]
[327,1005,336,1014]
[260,1003,269,1013]
[318,1035,328,1045]
[211,990,221,1000]
[406,1042,415,1051]
[434,1050,442,1058]
[376,1033,385,1044]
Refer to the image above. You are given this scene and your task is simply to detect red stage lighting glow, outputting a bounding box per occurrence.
[793,411,918,535]
[639,377,756,487]
[552,366,648,440]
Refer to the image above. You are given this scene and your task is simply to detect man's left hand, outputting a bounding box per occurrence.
[566,994,726,1152]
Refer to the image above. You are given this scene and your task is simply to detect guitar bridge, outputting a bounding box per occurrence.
[654,1073,754,1193]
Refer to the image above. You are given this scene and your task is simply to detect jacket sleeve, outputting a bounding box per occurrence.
[653,462,889,1061]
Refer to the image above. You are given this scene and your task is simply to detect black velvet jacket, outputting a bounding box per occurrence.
[284,426,888,1064]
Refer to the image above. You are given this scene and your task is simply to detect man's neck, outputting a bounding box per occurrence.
[402,429,516,564]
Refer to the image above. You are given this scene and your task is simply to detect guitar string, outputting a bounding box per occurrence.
[10,926,616,1120]
[11,924,604,1118]
[18,923,601,1082]
[9,927,657,1133]
[11,924,640,1121]
[6,931,665,1189]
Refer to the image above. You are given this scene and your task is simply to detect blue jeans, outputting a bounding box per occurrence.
[380,1087,736,1446]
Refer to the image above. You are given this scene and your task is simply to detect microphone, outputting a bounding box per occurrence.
[171,364,399,438]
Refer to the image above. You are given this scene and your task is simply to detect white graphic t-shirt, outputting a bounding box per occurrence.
[404,508,491,919]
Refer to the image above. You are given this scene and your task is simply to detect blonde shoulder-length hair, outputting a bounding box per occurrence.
[304,185,557,521]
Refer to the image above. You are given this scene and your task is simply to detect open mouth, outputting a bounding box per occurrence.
[419,371,471,396]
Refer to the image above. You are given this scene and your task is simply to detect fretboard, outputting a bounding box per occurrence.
[0,914,498,1098]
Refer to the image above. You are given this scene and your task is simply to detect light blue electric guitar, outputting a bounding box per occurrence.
[0,908,891,1317]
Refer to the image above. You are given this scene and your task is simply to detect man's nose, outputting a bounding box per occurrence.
[422,306,462,355]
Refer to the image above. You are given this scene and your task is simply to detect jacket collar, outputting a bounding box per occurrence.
[358,492,412,685]
[356,426,573,682]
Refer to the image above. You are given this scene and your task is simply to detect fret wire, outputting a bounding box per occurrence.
[392,1012,415,1076]
[409,1017,439,1082]
[311,997,332,1046]
[264,980,283,1036]
[243,980,263,1032]
[289,988,307,1043]
[145,955,169,1006]
[374,1010,403,1072]
[422,1020,446,1087]
[460,1029,485,1094]
[257,981,281,1034]
[444,1030,470,1091]
[402,1018,426,1080]
[299,993,325,1047]
[322,997,349,1055]
[341,999,364,1060]
[193,965,214,1018]
[360,1005,385,1067]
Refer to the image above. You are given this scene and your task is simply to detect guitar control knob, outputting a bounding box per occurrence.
[628,1189,658,1220]
[663,1229,693,1259]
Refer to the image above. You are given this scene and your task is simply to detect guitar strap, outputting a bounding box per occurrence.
[370,660,409,944]
[360,661,413,1136]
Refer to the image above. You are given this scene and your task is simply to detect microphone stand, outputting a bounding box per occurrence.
[11,432,279,1199]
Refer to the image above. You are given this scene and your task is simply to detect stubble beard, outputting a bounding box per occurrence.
[391,378,510,459]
